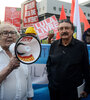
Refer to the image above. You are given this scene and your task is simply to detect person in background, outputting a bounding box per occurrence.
[25,27,38,37]
[83,28,90,44]
[48,30,55,44]
[46,19,90,100]
[0,23,34,100]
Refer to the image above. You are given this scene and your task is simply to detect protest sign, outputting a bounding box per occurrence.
[23,0,39,27]
[5,7,21,31]
[34,15,58,40]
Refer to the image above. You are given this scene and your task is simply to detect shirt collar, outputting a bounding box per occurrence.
[58,37,75,46]
[0,46,3,52]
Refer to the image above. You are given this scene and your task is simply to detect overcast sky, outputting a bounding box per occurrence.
[0,0,88,21]
[60,0,89,3]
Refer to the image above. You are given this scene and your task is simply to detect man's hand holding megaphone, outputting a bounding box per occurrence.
[8,56,20,70]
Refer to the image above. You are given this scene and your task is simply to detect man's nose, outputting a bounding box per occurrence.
[62,28,66,32]
[8,33,12,36]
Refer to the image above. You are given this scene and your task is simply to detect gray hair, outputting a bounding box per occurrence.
[0,22,20,37]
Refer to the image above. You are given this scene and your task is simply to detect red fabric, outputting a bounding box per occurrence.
[56,5,67,40]
[79,7,90,31]
[59,5,67,20]
[70,0,75,23]
[56,32,60,40]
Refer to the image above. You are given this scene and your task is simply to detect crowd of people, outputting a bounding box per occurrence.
[0,19,90,100]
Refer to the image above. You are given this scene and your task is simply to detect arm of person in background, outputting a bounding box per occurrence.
[0,56,20,83]
[48,33,54,44]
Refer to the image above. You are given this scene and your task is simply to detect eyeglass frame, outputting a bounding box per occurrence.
[0,31,17,37]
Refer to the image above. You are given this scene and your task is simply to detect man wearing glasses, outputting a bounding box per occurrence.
[46,19,90,100]
[0,23,34,100]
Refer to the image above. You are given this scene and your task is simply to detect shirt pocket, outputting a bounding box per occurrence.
[69,56,82,65]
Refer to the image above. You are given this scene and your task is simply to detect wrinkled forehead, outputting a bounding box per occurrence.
[58,22,72,27]
[0,25,16,32]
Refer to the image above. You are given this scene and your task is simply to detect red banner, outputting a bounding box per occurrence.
[34,15,58,40]
[23,0,39,27]
[4,7,21,31]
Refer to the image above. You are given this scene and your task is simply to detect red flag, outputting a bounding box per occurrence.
[79,8,90,31]
[70,0,90,31]
[70,0,75,23]
[59,5,67,20]
[56,5,67,40]
[56,32,60,40]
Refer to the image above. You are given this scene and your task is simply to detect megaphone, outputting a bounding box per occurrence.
[9,34,41,64]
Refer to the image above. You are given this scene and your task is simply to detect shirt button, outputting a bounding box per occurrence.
[63,50,66,54]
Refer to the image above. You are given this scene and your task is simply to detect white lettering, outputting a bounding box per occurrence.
[25,11,30,17]
[31,9,36,16]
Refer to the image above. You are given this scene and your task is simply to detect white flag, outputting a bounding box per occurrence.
[73,0,82,40]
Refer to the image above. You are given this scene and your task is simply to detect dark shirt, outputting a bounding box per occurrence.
[46,37,90,93]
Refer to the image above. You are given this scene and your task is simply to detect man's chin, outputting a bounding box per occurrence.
[61,36,69,39]
[6,43,12,48]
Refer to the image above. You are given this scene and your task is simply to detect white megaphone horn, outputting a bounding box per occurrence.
[16,43,31,55]
[9,34,41,64]
[9,43,15,55]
